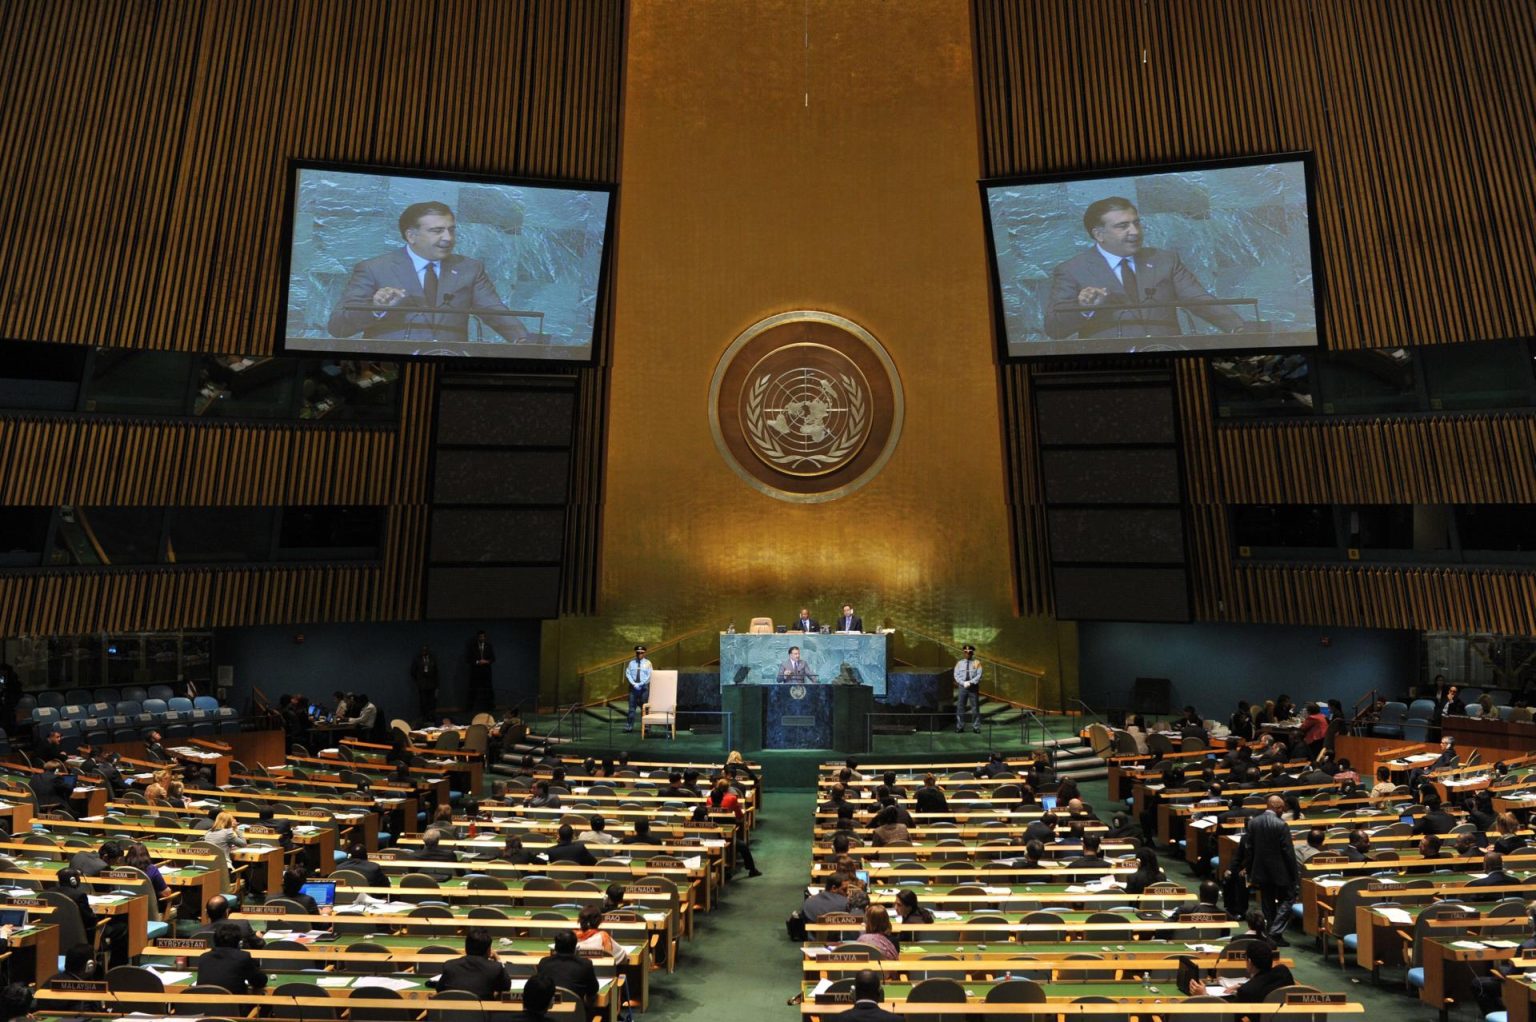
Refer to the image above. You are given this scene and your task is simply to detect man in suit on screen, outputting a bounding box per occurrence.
[1043,196,1244,340]
[326,201,529,346]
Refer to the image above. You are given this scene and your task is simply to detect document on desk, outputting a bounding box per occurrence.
[1379,907,1414,925]
[317,976,353,987]
[353,976,418,991]
[143,967,194,984]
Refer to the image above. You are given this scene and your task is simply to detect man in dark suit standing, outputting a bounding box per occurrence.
[431,927,512,999]
[465,630,495,714]
[834,604,863,633]
[410,644,439,722]
[839,970,903,1022]
[326,202,529,348]
[1044,196,1244,341]
[1241,795,1299,945]
[196,922,268,994]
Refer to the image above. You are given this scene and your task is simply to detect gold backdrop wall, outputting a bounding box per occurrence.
[541,0,1074,708]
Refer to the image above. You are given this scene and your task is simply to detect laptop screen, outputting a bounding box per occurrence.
[1040,794,1058,811]
[299,881,336,907]
[1399,813,1414,826]
[0,909,26,927]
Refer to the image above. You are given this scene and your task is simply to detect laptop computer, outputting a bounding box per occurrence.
[299,880,336,907]
[1040,794,1058,811]
[0,909,27,928]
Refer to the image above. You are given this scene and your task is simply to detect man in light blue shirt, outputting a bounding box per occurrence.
[623,645,652,733]
[954,644,982,733]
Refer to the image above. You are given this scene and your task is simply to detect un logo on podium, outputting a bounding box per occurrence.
[710,311,903,503]
[789,685,808,700]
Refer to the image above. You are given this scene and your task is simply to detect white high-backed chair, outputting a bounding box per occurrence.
[749,617,775,634]
[642,670,679,740]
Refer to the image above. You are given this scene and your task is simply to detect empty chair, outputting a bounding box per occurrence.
[106,965,165,993]
[348,984,405,1021]
[37,691,65,708]
[1372,701,1407,738]
[64,687,93,705]
[146,684,175,702]
[87,701,112,718]
[141,698,168,716]
[167,696,194,713]
[193,695,220,711]
[272,982,340,1021]
[120,685,148,703]
[114,699,142,717]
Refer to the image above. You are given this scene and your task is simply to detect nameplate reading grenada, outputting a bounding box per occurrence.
[626,884,664,896]
[155,938,210,949]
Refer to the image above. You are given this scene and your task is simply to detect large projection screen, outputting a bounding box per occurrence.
[280,163,613,363]
[983,154,1321,359]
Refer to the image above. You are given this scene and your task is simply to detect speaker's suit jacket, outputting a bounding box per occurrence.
[1043,246,1242,340]
[326,248,528,343]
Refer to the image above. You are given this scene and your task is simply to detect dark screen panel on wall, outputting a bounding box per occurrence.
[280,163,614,364]
[982,153,1322,359]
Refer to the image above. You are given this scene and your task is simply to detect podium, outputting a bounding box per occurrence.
[722,682,872,752]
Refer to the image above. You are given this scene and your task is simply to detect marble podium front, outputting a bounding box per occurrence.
[718,632,889,697]
[721,682,872,752]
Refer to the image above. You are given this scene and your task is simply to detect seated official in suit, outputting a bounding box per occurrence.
[514,974,559,1022]
[335,843,390,887]
[833,604,863,633]
[1466,851,1519,897]
[778,646,812,683]
[196,922,268,994]
[535,930,598,1004]
[791,608,819,632]
[326,201,530,346]
[838,969,903,1022]
[543,824,598,866]
[431,927,512,999]
[201,895,263,948]
[1230,942,1295,1002]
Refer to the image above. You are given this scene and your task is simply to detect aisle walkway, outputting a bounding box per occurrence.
[642,791,815,1021]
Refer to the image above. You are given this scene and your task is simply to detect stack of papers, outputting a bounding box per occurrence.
[352,976,417,991]
[143,967,194,984]
[1378,908,1414,925]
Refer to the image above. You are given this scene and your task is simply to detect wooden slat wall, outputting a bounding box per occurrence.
[975,0,1536,626]
[0,0,624,633]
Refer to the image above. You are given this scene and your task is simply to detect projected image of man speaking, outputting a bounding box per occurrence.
[1043,196,1243,340]
[325,201,530,346]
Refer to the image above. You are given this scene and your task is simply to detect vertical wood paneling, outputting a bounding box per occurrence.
[975,0,1536,625]
[0,0,624,634]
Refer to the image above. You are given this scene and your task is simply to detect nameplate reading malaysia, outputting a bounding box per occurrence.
[47,980,109,992]
[155,938,210,950]
[501,992,568,1006]
[1284,993,1347,1004]
[238,904,288,915]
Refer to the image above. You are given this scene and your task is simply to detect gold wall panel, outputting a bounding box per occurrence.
[543,0,1073,707]
[0,1,622,634]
